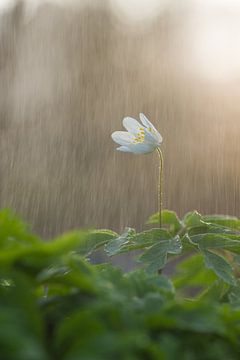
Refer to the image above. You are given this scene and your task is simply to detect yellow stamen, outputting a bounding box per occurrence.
[133,129,145,144]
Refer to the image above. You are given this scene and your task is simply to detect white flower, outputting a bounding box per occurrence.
[111,113,163,154]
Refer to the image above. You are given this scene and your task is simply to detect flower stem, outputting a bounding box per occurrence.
[156,147,163,228]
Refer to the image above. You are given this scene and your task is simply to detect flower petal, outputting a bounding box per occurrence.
[122,117,142,136]
[126,143,156,154]
[143,128,162,145]
[139,113,163,144]
[139,113,156,130]
[116,146,132,152]
[111,131,134,146]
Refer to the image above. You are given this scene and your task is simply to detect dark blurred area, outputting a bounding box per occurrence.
[0,0,240,237]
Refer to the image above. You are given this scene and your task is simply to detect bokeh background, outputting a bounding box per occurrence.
[0,0,240,237]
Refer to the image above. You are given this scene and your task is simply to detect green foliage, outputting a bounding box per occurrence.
[203,250,236,286]
[138,235,182,273]
[1,209,240,359]
[147,210,182,235]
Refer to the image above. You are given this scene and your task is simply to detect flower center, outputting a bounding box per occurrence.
[132,127,145,144]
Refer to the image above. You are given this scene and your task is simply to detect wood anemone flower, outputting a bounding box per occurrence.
[111,113,162,154]
[111,113,164,228]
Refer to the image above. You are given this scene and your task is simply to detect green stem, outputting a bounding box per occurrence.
[156,147,163,228]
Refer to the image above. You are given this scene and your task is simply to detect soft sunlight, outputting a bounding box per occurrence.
[111,0,171,22]
[0,0,14,12]
[193,16,240,81]
[188,1,240,82]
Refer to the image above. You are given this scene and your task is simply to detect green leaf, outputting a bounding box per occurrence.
[203,250,236,286]
[183,211,203,228]
[173,253,217,291]
[105,228,136,256]
[139,236,182,273]
[135,228,171,246]
[0,209,40,250]
[187,222,240,260]
[228,281,240,306]
[78,229,118,256]
[51,229,117,257]
[188,223,237,238]
[0,230,90,270]
[180,233,197,251]
[147,210,182,235]
[200,280,230,302]
[192,234,240,254]
[122,270,174,300]
[202,215,240,230]
[0,271,48,360]
[105,228,172,256]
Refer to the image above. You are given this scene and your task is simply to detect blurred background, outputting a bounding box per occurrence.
[0,0,240,238]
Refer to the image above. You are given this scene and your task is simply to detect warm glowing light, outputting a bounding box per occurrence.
[0,0,15,12]
[111,0,171,22]
[194,18,240,80]
[188,2,240,81]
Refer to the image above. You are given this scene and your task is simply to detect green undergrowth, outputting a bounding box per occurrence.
[1,208,240,359]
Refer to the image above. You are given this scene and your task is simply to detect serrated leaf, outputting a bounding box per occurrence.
[202,215,240,230]
[203,250,236,286]
[183,211,203,227]
[78,229,118,256]
[147,211,182,235]
[135,228,172,243]
[123,228,172,251]
[104,228,136,256]
[179,233,196,252]
[139,236,182,273]
[105,228,172,256]
[193,234,240,254]
[188,223,237,238]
